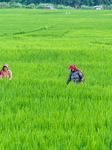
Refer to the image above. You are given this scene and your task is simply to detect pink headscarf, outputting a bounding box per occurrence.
[3,64,9,69]
[68,64,85,82]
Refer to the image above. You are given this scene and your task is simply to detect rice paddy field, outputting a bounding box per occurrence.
[0,9,112,149]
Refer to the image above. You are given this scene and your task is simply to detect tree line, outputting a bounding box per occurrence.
[0,0,112,7]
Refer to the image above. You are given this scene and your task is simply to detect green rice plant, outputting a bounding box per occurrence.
[0,9,111,150]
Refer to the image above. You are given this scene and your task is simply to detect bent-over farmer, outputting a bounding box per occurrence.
[67,64,84,85]
[0,64,12,80]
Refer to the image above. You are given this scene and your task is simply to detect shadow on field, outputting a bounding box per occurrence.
[13,28,44,35]
[13,24,54,35]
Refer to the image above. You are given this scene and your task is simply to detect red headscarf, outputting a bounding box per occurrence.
[68,64,85,82]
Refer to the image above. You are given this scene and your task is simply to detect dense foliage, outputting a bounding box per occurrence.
[0,0,112,6]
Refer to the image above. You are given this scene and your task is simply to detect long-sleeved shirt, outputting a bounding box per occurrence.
[67,69,84,85]
[0,69,12,79]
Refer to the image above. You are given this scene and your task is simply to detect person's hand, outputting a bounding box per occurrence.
[82,82,83,84]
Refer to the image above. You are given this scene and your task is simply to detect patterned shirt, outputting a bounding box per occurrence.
[0,69,12,79]
[67,69,84,84]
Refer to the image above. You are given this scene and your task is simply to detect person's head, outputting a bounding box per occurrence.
[3,64,9,71]
[68,64,76,72]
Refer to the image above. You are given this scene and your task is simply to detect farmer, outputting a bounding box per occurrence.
[0,64,12,80]
[67,64,84,85]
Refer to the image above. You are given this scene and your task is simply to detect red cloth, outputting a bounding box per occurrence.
[68,64,85,82]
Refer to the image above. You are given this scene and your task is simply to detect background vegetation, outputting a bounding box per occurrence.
[0,0,112,8]
[0,9,112,149]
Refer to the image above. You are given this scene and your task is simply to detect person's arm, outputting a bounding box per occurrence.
[78,71,84,83]
[66,73,71,85]
[8,70,12,80]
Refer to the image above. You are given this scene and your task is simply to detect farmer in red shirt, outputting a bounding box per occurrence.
[0,64,12,80]
[67,64,85,85]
